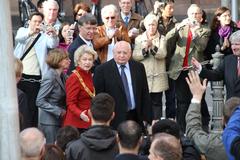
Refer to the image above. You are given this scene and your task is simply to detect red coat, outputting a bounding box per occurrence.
[63,67,94,129]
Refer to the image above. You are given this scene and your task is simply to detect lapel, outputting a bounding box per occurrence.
[110,60,125,93]
[51,69,65,91]
[78,35,87,46]
[189,26,204,54]
[129,60,137,99]
[233,56,240,85]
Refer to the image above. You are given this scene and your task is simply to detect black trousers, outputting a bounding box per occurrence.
[165,77,176,119]
[175,71,210,133]
[18,74,41,128]
[150,92,163,120]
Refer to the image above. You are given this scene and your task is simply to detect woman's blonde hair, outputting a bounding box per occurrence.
[74,45,98,66]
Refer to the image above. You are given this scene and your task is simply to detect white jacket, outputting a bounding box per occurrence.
[14,27,59,76]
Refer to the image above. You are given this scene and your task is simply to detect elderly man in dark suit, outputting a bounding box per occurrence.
[67,13,97,74]
[93,41,152,129]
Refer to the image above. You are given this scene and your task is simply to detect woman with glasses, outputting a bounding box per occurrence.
[93,4,130,64]
[73,2,91,22]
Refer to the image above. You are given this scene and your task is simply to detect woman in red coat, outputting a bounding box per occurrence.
[63,45,97,134]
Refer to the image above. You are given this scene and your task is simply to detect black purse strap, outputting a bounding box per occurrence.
[20,33,41,61]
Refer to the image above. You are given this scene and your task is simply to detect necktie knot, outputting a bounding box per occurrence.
[120,65,126,70]
[124,16,129,26]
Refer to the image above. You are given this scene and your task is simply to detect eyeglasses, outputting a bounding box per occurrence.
[105,16,116,20]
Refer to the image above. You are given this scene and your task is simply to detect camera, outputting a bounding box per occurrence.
[189,19,197,26]
[67,29,74,39]
[39,23,59,34]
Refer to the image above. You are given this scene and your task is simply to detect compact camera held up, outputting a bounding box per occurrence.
[39,23,59,36]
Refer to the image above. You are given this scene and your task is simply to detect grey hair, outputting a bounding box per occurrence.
[144,14,158,28]
[101,4,119,18]
[187,4,202,16]
[43,0,59,11]
[74,45,98,66]
[20,128,46,158]
[230,30,240,43]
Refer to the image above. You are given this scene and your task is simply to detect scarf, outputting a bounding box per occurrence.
[218,26,232,38]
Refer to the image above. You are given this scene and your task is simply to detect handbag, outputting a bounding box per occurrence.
[20,33,41,61]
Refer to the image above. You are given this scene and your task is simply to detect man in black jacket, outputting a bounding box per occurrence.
[65,93,118,160]
[115,120,146,160]
[67,13,97,74]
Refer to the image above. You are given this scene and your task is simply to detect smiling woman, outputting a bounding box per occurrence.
[63,45,97,134]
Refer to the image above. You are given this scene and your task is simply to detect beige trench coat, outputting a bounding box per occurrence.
[133,31,168,93]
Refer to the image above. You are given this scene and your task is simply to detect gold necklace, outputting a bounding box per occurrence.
[73,70,95,98]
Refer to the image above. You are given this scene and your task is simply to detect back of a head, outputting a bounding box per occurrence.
[90,93,115,122]
[43,144,64,160]
[224,97,240,124]
[117,120,142,149]
[20,128,46,159]
[150,133,182,160]
[55,126,80,151]
[152,119,180,139]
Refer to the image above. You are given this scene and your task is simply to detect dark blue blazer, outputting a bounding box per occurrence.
[93,59,152,129]
[67,36,86,75]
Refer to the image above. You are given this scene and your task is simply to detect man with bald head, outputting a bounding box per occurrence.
[20,128,46,160]
[94,41,152,129]
[148,133,182,160]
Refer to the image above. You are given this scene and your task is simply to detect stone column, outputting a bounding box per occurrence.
[0,0,21,159]
[210,45,224,133]
[231,0,238,22]
[221,0,230,8]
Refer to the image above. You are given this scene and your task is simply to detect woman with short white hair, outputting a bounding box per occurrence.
[133,14,168,120]
[63,45,97,134]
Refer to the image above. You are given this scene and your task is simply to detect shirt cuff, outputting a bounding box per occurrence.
[191,98,201,104]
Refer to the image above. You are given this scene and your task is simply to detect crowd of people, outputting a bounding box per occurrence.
[12,0,240,159]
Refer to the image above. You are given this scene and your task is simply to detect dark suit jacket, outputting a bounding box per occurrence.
[36,68,67,125]
[67,36,86,75]
[17,88,29,130]
[93,59,152,129]
[200,54,240,100]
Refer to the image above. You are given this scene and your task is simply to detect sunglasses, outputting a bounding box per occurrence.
[105,16,116,20]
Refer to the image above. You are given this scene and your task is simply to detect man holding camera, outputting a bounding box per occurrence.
[166,4,210,133]
[14,12,59,128]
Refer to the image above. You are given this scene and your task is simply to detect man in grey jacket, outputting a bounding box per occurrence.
[185,71,227,160]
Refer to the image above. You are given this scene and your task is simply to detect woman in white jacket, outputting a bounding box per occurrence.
[133,14,168,120]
